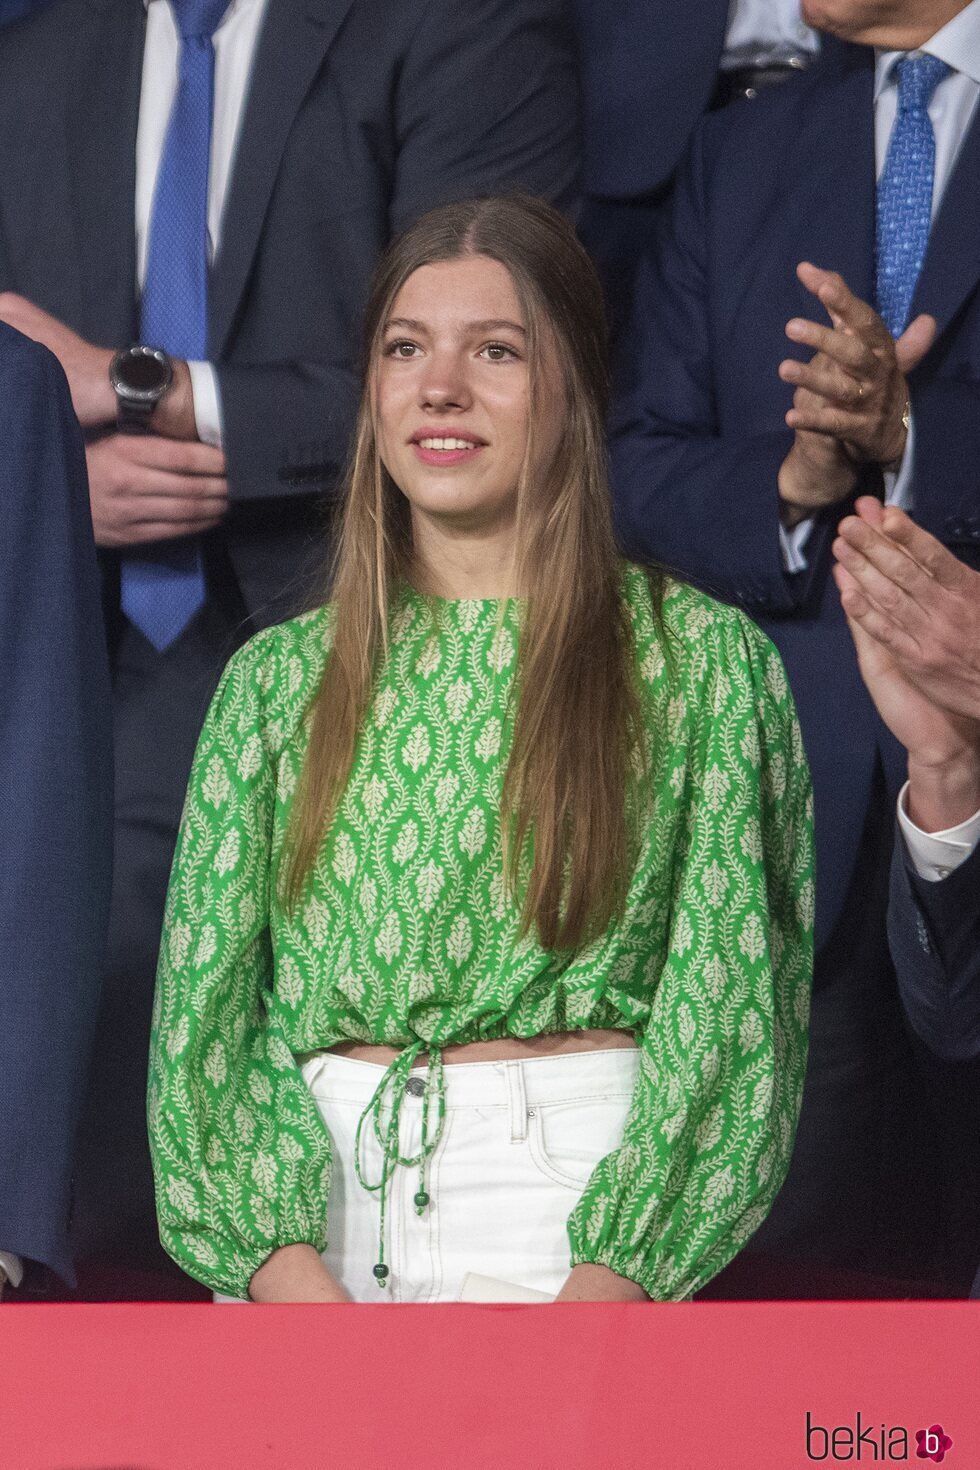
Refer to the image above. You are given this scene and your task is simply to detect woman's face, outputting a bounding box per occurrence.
[375,254,563,536]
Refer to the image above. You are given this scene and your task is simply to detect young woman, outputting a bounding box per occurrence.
[148,196,814,1305]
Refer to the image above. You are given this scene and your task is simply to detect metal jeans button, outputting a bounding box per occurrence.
[405,1076,425,1097]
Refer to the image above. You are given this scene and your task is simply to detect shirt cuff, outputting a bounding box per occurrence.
[779,516,816,573]
[0,1251,24,1290]
[187,360,224,448]
[897,781,980,882]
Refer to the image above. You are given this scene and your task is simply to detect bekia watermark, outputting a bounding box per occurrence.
[805,1413,953,1462]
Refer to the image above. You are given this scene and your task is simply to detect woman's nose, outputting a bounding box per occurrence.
[419,353,471,410]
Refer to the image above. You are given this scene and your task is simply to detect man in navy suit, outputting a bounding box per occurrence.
[0,325,113,1297]
[611,0,980,1288]
[0,0,577,1292]
[572,0,821,318]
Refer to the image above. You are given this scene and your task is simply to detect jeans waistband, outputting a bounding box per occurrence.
[302,1046,639,1108]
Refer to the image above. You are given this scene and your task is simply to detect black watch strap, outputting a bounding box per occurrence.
[116,395,156,434]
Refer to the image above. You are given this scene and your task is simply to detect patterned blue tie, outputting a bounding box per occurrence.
[120,0,230,653]
[875,52,952,340]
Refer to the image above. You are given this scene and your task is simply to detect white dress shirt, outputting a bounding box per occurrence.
[135,0,269,446]
[781,0,980,573]
[722,0,819,70]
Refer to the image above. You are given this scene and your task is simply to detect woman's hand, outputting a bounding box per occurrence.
[248,1244,352,1303]
[553,1263,648,1302]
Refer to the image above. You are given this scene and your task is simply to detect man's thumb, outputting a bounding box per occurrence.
[895,313,937,375]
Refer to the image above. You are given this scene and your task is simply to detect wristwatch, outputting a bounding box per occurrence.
[109,344,173,432]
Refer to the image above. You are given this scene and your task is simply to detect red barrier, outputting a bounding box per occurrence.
[1,1302,977,1469]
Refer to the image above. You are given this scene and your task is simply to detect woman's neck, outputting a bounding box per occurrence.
[409,513,518,599]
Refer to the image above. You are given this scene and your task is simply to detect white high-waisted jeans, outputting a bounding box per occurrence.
[295,1048,639,1303]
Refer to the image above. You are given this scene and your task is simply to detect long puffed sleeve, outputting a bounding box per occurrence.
[567,598,814,1298]
[148,632,333,1298]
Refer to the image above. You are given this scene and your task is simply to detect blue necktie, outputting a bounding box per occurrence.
[120,0,230,653]
[875,52,952,340]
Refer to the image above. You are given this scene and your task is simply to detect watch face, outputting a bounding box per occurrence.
[112,346,172,400]
[125,352,170,391]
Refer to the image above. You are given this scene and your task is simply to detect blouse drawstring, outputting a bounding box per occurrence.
[353,1040,447,1288]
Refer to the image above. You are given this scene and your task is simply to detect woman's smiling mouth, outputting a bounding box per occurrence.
[409,429,487,465]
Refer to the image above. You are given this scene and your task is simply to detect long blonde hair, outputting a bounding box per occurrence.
[284,195,657,950]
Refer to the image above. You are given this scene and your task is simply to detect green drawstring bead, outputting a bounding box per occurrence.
[373,1263,390,1286]
[413,1190,429,1213]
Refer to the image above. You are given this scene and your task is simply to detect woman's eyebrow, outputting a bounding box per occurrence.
[383,317,526,335]
[467,319,527,336]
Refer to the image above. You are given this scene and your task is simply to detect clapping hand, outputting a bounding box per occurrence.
[833,497,980,833]
[777,264,936,525]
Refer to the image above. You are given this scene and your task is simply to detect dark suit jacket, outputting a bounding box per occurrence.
[889,837,980,1063]
[573,0,729,201]
[0,325,113,1282]
[889,835,980,1298]
[609,43,980,952]
[0,0,49,22]
[0,0,578,626]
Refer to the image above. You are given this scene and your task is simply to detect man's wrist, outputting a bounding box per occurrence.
[779,498,814,531]
[92,347,118,423]
[906,751,980,833]
[778,437,857,522]
[879,403,909,472]
[149,358,198,441]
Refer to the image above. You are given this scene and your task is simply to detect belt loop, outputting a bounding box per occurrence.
[505,1060,528,1143]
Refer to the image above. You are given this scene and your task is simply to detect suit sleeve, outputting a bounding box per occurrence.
[889,833,980,1062]
[608,125,839,616]
[904,378,980,559]
[389,0,579,231]
[567,608,814,1298]
[0,335,113,1283]
[215,0,577,509]
[148,635,333,1299]
[215,320,363,505]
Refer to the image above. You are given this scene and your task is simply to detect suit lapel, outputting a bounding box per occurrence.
[789,50,877,306]
[209,0,356,354]
[910,102,980,341]
[68,0,144,347]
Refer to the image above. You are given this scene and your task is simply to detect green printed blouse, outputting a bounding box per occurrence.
[148,568,814,1300]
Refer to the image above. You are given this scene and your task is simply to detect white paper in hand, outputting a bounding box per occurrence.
[458,1272,553,1303]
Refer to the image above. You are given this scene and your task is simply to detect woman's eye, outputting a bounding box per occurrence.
[481,342,517,361]
[385,340,419,358]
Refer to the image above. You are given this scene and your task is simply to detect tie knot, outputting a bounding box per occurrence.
[894,52,953,112]
[169,0,231,43]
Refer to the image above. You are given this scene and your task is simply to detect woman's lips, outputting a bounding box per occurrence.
[411,435,486,467]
